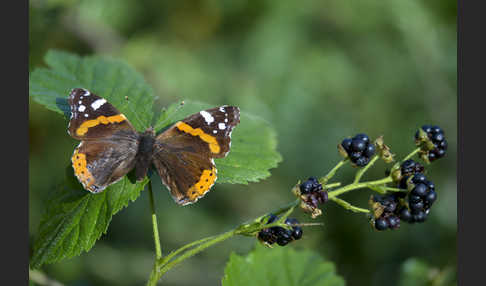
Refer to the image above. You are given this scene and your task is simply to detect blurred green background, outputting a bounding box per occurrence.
[29,0,456,285]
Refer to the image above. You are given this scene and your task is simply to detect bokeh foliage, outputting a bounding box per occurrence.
[29,0,456,285]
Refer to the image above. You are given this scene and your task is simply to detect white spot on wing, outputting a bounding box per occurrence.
[219,106,226,113]
[200,110,214,124]
[83,90,91,96]
[78,105,86,112]
[91,99,107,110]
[218,123,226,130]
[213,130,217,134]
[78,100,82,104]
[84,113,89,117]
[224,118,228,123]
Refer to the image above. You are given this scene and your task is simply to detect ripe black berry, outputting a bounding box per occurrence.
[339,133,375,167]
[285,218,303,240]
[372,194,402,231]
[416,124,448,162]
[396,173,437,224]
[258,215,303,246]
[299,180,314,194]
[400,159,424,177]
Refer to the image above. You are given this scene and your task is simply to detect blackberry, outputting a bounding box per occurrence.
[298,177,328,218]
[285,218,303,241]
[339,133,376,167]
[397,173,437,224]
[416,124,448,162]
[372,194,401,231]
[299,180,314,194]
[258,215,303,246]
[400,159,424,177]
[299,177,321,194]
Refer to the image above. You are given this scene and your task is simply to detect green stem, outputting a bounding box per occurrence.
[320,159,347,183]
[330,197,370,213]
[323,182,341,189]
[328,176,393,199]
[401,147,421,162]
[148,181,162,260]
[353,155,379,184]
[382,187,405,192]
[147,230,237,285]
[160,235,215,265]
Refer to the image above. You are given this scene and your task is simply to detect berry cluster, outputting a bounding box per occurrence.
[340,133,375,167]
[258,214,303,246]
[415,125,448,162]
[372,194,401,231]
[398,173,437,223]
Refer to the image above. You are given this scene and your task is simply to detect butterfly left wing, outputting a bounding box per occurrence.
[153,106,240,205]
[67,88,140,193]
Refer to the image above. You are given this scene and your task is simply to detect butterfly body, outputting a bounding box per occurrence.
[67,88,240,205]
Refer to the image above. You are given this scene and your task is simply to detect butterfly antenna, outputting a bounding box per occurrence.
[154,100,185,130]
[124,96,146,129]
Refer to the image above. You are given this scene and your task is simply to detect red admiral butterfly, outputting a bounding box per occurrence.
[67,88,240,205]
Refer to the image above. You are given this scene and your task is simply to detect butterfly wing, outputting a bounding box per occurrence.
[67,88,136,140]
[153,106,240,205]
[67,88,140,193]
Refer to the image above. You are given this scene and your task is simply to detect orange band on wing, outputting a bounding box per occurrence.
[187,167,217,201]
[175,122,221,153]
[72,149,95,189]
[76,114,127,136]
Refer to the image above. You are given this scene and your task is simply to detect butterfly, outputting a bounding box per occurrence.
[67,88,240,205]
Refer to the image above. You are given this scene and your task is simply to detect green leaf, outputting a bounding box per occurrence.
[222,243,345,286]
[398,258,456,286]
[154,100,283,184]
[29,50,154,130]
[30,171,149,269]
[30,50,154,268]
